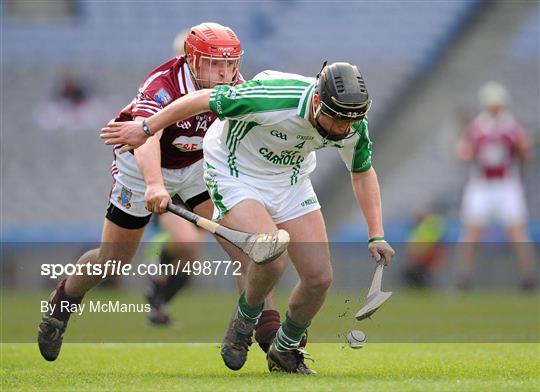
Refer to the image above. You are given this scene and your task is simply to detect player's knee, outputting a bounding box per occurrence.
[259,257,287,277]
[304,272,333,293]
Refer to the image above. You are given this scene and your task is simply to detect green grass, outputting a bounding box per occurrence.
[1,343,538,391]
[1,290,539,390]
[2,290,538,343]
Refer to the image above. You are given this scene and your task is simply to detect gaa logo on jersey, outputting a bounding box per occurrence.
[226,89,237,100]
[154,88,172,105]
[176,120,192,130]
[270,129,287,140]
[118,186,132,209]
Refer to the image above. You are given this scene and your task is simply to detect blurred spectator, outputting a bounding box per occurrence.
[34,70,113,132]
[455,81,537,291]
[55,71,91,104]
[403,212,447,288]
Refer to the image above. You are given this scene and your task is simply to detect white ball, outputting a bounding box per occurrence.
[347,330,366,349]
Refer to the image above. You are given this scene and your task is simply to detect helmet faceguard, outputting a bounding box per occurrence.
[184,22,243,88]
[313,62,371,140]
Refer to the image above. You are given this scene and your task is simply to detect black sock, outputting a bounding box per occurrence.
[158,247,190,303]
[161,273,190,303]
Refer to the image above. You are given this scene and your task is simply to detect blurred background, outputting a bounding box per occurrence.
[1,1,539,342]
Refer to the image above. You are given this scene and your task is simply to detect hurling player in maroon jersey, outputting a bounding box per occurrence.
[142,28,205,328]
[143,29,282,336]
[38,22,291,362]
[455,81,536,291]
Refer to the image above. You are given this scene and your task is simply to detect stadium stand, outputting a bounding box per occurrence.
[333,1,539,242]
[1,1,498,241]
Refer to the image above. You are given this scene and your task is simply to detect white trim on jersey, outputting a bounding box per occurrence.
[135,103,160,112]
[178,62,197,96]
[254,70,316,121]
[135,108,159,116]
[183,62,197,93]
[178,64,187,95]
[140,69,170,93]
[138,98,160,106]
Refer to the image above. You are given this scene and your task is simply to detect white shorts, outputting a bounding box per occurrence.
[109,150,208,217]
[203,160,321,224]
[460,177,527,227]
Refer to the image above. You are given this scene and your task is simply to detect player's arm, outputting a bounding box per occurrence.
[515,127,533,162]
[351,168,395,265]
[456,137,473,162]
[100,89,213,151]
[131,116,169,214]
[339,120,394,264]
[456,123,474,162]
[351,168,383,239]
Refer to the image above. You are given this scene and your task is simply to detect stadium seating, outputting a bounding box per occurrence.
[2,0,508,239]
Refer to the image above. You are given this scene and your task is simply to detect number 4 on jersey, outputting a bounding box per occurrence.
[294,141,305,149]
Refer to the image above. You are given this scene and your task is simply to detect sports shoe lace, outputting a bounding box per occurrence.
[233,332,252,352]
[293,348,314,370]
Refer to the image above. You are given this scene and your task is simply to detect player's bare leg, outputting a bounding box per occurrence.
[151,198,287,349]
[65,219,145,296]
[218,199,289,370]
[455,225,484,291]
[222,200,289,303]
[506,224,537,290]
[267,210,330,374]
[226,247,283,352]
[38,218,145,361]
[279,210,331,324]
[225,247,286,352]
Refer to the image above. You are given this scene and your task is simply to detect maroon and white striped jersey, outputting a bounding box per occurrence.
[466,111,526,180]
[114,55,243,169]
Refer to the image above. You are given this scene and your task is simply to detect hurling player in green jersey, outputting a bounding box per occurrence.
[102,62,395,374]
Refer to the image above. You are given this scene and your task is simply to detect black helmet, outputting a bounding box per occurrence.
[316,62,371,121]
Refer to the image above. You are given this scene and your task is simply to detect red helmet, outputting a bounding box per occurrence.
[184,22,243,87]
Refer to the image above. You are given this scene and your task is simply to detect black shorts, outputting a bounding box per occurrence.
[106,190,210,230]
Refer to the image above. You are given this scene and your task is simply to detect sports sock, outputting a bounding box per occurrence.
[157,246,190,303]
[255,310,281,352]
[161,273,190,303]
[237,292,263,324]
[159,245,177,266]
[274,312,310,352]
[50,278,84,322]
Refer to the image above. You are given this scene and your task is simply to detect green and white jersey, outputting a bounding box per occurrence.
[204,70,372,186]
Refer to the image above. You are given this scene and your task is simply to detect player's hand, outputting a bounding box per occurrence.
[100,120,149,152]
[368,240,395,266]
[144,183,170,214]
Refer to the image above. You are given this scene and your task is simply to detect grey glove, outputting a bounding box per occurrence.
[368,239,395,266]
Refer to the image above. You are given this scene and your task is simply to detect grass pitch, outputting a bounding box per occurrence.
[2,343,538,391]
[1,290,538,390]
[2,290,538,343]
